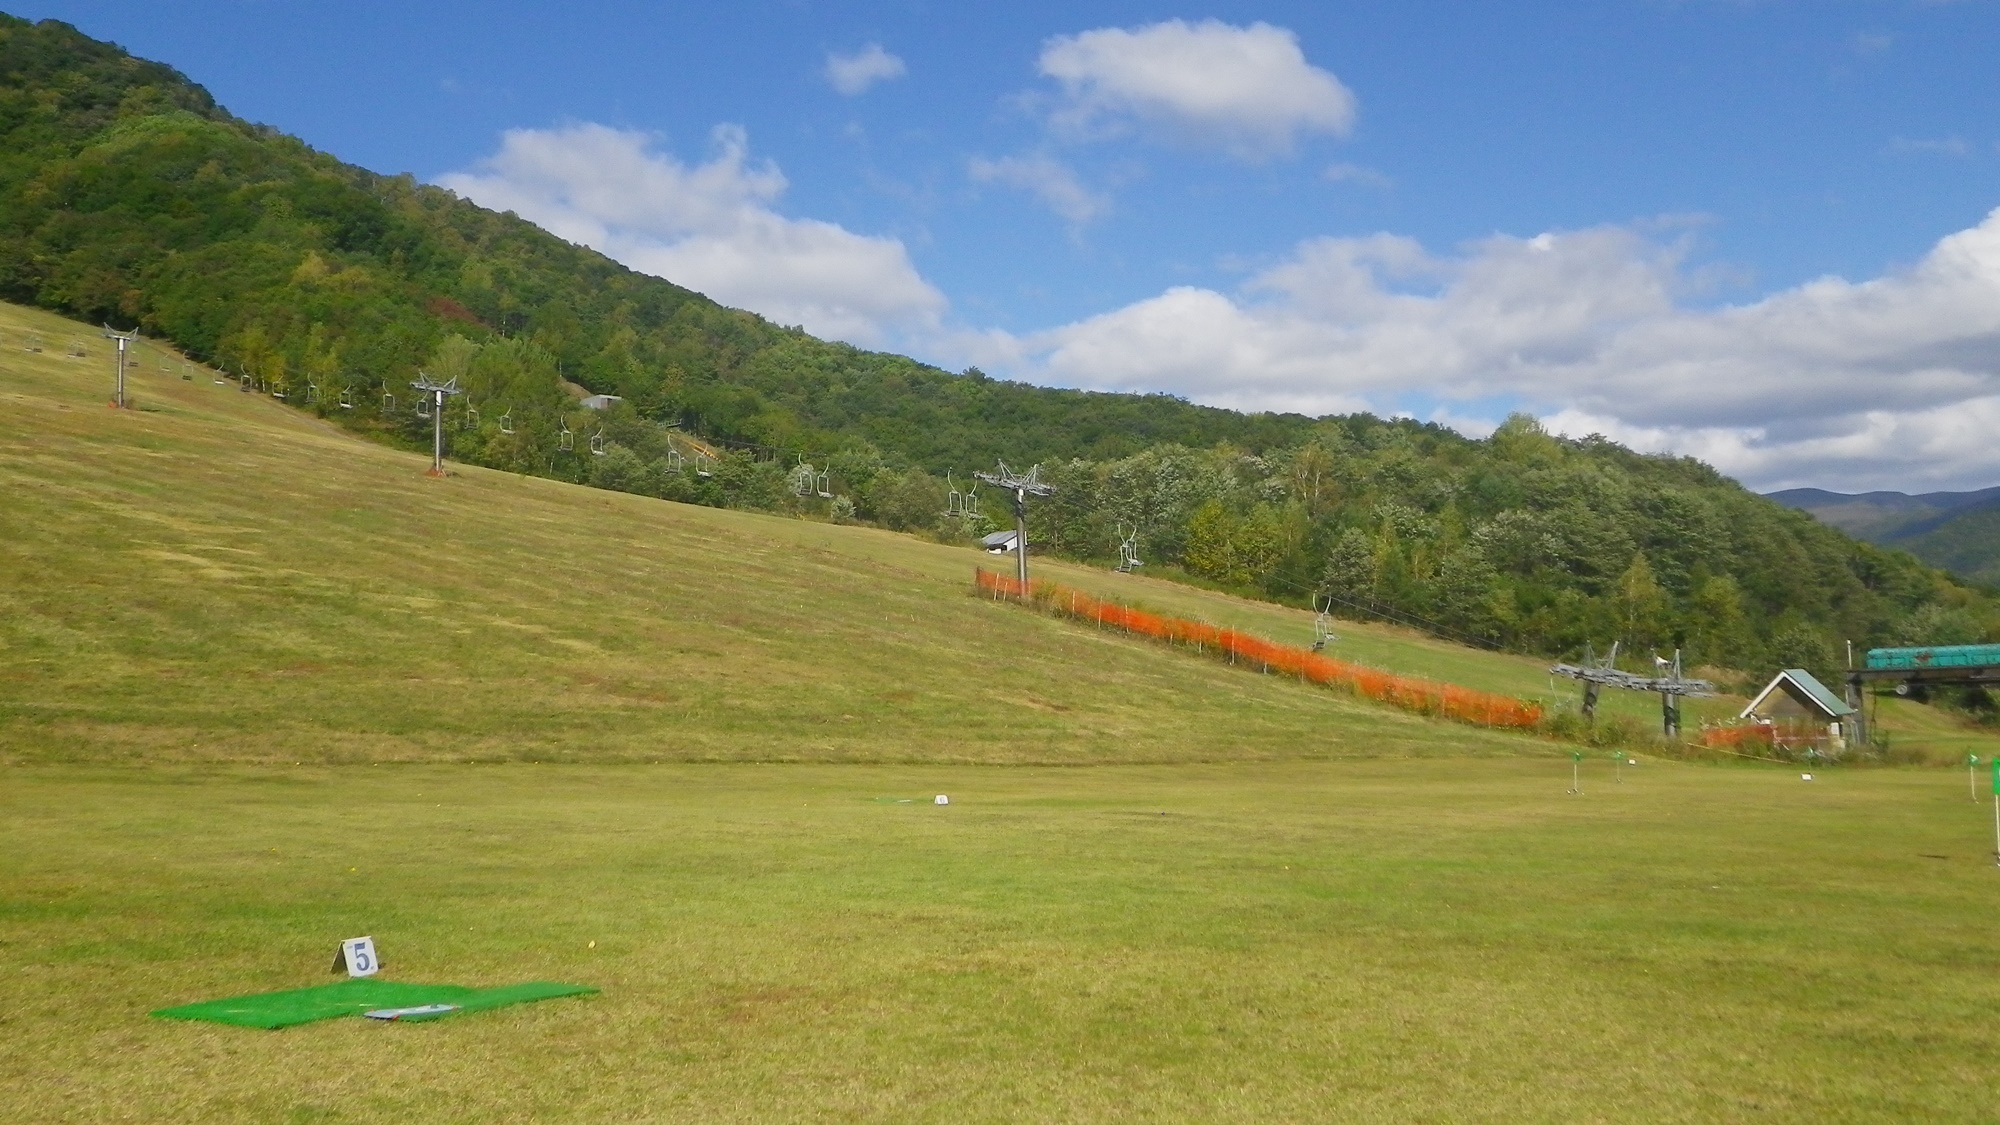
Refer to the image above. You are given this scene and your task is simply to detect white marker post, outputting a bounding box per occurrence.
[1992,759,1999,868]
[1568,750,1581,795]
[1973,753,1981,804]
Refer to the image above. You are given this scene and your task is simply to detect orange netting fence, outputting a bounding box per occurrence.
[1697,720,1834,757]
[975,568,1543,730]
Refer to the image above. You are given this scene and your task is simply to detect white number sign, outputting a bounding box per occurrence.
[340,936,380,978]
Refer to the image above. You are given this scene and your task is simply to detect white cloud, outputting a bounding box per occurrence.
[1892,136,1971,157]
[967,153,1110,225]
[1037,19,1355,158]
[1852,30,1894,56]
[993,210,2000,490]
[1323,162,1392,190]
[438,123,945,346]
[824,43,906,96]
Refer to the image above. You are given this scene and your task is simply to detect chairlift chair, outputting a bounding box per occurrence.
[816,468,832,499]
[305,381,319,404]
[790,462,815,497]
[415,393,431,419]
[944,472,965,517]
[664,447,683,472]
[240,373,254,393]
[558,419,574,452]
[1311,592,1339,652]
[381,392,396,413]
[498,408,514,434]
[181,363,194,382]
[1115,523,1144,573]
[338,386,354,410]
[24,333,43,353]
[67,339,86,357]
[589,428,607,457]
[464,404,480,430]
[271,382,288,400]
[695,451,714,478]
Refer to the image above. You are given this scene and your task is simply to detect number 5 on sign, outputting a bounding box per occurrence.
[335,936,380,977]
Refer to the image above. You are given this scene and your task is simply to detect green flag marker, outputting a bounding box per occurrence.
[1991,758,2000,867]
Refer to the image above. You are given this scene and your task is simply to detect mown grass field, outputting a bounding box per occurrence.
[6,760,1999,1123]
[4,299,1999,1122]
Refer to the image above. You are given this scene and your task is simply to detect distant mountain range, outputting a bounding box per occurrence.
[1766,487,2000,587]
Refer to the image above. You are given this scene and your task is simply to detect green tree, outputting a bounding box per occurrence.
[1771,622,1837,685]
[1321,527,1376,595]
[1689,575,1749,669]
[1615,553,1668,653]
[1183,500,1239,583]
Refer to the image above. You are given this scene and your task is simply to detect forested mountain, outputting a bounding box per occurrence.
[1768,487,2000,588]
[3,13,1992,681]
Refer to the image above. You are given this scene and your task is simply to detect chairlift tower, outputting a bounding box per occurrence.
[973,460,1054,591]
[409,371,463,475]
[101,325,137,408]
[1549,643,1713,738]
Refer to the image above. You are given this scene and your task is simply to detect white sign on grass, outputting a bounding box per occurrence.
[337,936,380,977]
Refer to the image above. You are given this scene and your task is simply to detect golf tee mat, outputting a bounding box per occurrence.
[152,978,596,1029]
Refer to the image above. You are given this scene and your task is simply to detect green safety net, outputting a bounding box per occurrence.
[152,978,597,1030]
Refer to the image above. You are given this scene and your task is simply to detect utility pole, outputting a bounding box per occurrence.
[102,325,137,408]
[409,372,462,475]
[974,461,1054,591]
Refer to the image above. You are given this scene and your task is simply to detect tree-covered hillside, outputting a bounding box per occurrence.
[0,15,1316,471]
[2,13,1991,679]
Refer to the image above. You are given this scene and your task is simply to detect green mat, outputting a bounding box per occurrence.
[152,978,597,1030]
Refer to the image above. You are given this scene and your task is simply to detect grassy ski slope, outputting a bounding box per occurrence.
[0,297,1984,765]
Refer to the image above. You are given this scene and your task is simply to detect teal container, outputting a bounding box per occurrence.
[1863,644,2000,671]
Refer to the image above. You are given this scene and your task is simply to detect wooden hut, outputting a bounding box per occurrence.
[1739,668,1856,749]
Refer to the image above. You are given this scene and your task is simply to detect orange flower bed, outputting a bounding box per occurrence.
[975,569,1543,730]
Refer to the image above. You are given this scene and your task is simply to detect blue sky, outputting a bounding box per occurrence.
[16,1,2000,490]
